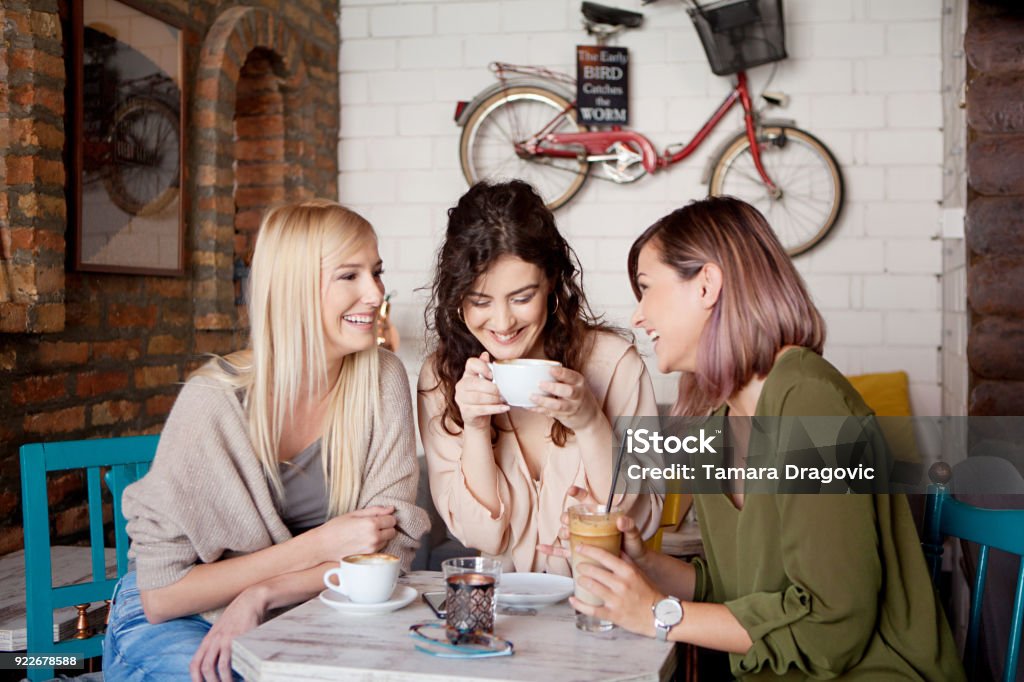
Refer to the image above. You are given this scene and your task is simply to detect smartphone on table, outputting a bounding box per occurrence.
[422,591,446,618]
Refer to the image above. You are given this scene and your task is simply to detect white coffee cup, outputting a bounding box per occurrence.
[488,359,562,408]
[323,552,400,604]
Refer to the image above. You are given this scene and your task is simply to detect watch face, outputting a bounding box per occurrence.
[655,599,683,625]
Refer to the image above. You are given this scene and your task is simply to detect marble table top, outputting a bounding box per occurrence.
[0,547,116,651]
[233,570,677,681]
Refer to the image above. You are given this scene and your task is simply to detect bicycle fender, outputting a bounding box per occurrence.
[455,79,576,127]
[700,118,797,184]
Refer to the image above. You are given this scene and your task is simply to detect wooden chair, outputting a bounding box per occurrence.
[19,435,158,682]
[922,461,1024,682]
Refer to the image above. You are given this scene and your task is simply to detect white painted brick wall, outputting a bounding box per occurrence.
[369,6,434,37]
[340,39,397,71]
[338,0,947,414]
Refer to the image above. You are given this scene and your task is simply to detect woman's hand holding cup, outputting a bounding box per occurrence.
[455,352,510,430]
[311,506,397,564]
[530,366,600,431]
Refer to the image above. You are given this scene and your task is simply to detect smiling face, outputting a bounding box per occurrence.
[462,255,550,361]
[631,242,715,374]
[320,240,385,365]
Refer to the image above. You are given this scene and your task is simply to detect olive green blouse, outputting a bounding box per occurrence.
[691,348,964,680]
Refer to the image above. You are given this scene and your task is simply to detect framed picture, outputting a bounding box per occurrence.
[69,0,186,275]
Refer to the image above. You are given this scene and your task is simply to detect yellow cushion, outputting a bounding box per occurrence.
[644,494,694,551]
[846,371,912,417]
[845,371,919,462]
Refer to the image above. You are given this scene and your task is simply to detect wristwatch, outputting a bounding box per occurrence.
[652,596,684,641]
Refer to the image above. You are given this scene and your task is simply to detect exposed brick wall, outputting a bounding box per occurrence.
[234,47,287,326]
[964,1,1024,415]
[0,0,339,554]
[1,1,67,334]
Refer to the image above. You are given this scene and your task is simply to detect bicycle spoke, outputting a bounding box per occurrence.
[784,190,834,210]
[486,113,517,145]
[105,99,181,214]
[463,89,587,209]
[720,155,767,192]
[714,129,842,254]
[776,199,819,235]
[489,154,524,178]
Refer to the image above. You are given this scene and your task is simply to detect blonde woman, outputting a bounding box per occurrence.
[103,201,429,682]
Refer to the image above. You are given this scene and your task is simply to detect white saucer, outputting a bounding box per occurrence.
[319,584,417,615]
[496,573,573,608]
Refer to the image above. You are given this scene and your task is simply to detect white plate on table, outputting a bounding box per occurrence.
[319,585,417,615]
[496,573,573,608]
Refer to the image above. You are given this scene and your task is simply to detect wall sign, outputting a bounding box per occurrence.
[575,46,629,125]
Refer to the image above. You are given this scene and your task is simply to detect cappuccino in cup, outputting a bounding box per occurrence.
[488,358,562,407]
[323,553,399,604]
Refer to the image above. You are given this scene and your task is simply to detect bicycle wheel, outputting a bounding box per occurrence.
[104,97,180,217]
[709,126,843,256]
[460,86,588,211]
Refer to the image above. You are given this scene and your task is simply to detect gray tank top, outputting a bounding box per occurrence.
[278,440,329,535]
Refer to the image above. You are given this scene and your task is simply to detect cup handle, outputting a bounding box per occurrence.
[487,363,503,392]
[323,568,347,595]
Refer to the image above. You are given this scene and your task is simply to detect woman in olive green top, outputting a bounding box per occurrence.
[550,197,964,680]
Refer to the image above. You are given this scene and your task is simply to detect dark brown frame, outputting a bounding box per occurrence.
[69,0,188,276]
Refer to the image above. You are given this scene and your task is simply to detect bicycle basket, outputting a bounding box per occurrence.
[687,0,786,76]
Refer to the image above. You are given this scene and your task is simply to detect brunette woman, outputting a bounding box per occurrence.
[419,180,661,574]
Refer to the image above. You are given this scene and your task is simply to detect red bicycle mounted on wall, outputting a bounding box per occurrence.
[454,0,844,256]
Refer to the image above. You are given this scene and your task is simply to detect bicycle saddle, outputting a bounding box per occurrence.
[581,2,644,29]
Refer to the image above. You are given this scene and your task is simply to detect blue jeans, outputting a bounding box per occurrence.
[102,570,241,681]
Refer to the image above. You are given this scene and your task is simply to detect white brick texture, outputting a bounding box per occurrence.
[338,1,946,403]
[369,6,434,38]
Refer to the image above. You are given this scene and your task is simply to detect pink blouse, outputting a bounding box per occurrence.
[418,332,663,574]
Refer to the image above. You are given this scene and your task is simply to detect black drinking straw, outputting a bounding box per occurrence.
[605,429,629,512]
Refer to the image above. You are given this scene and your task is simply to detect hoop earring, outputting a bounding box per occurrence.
[549,296,559,317]
[456,306,465,322]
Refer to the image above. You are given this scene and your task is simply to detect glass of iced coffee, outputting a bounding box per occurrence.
[568,503,623,632]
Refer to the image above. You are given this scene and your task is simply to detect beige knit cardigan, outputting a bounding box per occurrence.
[123,349,430,602]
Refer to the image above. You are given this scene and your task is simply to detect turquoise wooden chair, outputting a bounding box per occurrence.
[19,435,158,682]
[923,461,1024,682]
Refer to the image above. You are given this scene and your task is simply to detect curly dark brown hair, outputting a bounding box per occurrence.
[423,180,621,446]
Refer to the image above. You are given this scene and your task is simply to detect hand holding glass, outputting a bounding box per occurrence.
[569,504,623,632]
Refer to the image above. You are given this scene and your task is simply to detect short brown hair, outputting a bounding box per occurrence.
[628,196,825,415]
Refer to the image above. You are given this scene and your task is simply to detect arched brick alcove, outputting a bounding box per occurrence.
[192,6,312,333]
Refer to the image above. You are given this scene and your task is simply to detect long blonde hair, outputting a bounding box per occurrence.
[628,196,825,416]
[195,200,380,518]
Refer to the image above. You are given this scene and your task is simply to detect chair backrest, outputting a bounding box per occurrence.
[922,462,1024,682]
[19,435,158,682]
[644,493,693,552]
